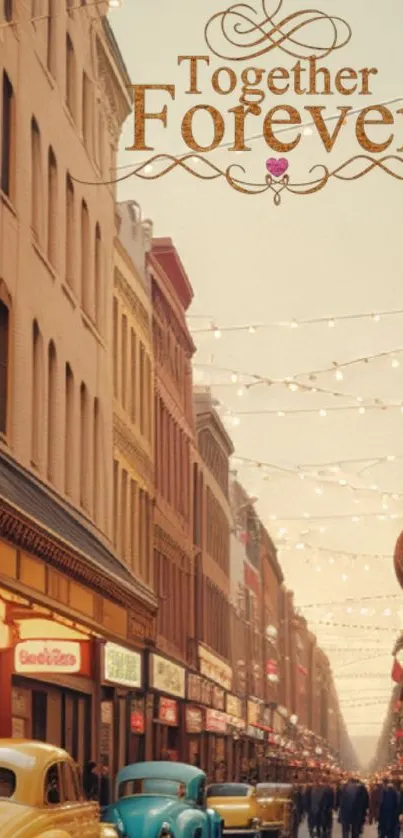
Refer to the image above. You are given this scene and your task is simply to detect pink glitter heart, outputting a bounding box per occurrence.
[266,157,289,177]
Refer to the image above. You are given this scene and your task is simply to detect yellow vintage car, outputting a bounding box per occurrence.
[0,739,118,837]
[206,782,292,838]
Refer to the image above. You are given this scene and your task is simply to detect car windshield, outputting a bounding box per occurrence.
[118,778,187,799]
[208,784,250,797]
[0,768,16,798]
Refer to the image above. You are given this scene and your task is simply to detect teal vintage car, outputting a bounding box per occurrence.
[102,761,223,838]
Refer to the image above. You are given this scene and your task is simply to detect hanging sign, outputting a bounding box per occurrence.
[104,642,142,688]
[158,697,179,725]
[198,645,232,691]
[14,640,81,674]
[247,699,260,726]
[150,654,185,698]
[226,694,242,718]
[205,709,228,733]
[186,706,203,733]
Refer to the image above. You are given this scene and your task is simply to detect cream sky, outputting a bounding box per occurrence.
[110,0,403,762]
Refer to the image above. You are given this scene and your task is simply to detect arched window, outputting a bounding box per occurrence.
[94,224,101,329]
[82,72,92,151]
[1,72,14,198]
[47,341,57,482]
[31,117,42,242]
[112,297,118,398]
[65,174,74,288]
[80,200,90,311]
[32,320,43,465]
[47,0,56,76]
[66,34,75,118]
[0,299,10,435]
[93,397,99,522]
[47,147,57,267]
[65,363,74,496]
[79,382,89,509]
[121,313,127,409]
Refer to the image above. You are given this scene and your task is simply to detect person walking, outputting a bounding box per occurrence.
[83,760,99,802]
[291,778,305,838]
[309,777,326,838]
[339,776,364,838]
[321,774,335,838]
[369,781,382,826]
[378,778,399,838]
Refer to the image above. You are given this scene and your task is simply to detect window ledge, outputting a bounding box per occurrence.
[81,309,105,347]
[0,190,17,218]
[32,237,57,281]
[62,280,79,309]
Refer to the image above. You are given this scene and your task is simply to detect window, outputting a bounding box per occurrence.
[0,768,15,798]
[112,297,118,398]
[44,764,61,805]
[47,0,56,75]
[79,382,89,509]
[94,224,101,328]
[31,118,42,241]
[3,0,12,20]
[1,73,14,198]
[130,329,136,423]
[47,341,57,482]
[80,200,90,311]
[0,301,9,436]
[93,397,99,521]
[66,35,75,117]
[113,459,119,547]
[65,363,74,496]
[65,175,74,287]
[121,313,127,409]
[121,468,128,559]
[47,147,57,266]
[139,342,145,435]
[32,320,43,464]
[60,762,79,802]
[82,72,92,151]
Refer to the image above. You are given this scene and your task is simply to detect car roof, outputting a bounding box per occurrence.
[208,783,252,792]
[0,740,71,773]
[117,762,205,784]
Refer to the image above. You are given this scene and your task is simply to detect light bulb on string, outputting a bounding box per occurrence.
[248,326,256,334]
[237,387,245,397]
[290,320,299,329]
[144,164,153,174]
[319,409,327,417]
[288,383,299,392]
[372,314,381,322]
[358,407,366,415]
[315,486,324,495]
[231,373,238,383]
[278,411,285,417]
[328,319,336,328]
[232,416,240,427]
[335,368,344,381]
[392,358,400,368]
[213,327,222,339]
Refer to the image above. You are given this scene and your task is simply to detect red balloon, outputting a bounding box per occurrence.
[394,531,403,589]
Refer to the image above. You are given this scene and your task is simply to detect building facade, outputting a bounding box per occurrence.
[192,386,234,776]
[149,238,196,760]
[0,0,156,771]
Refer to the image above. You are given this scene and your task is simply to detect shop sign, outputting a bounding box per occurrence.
[259,706,272,729]
[101,702,113,725]
[151,654,185,698]
[159,697,178,726]
[247,699,260,726]
[186,706,203,733]
[104,642,142,689]
[187,674,202,702]
[212,685,225,711]
[227,694,242,718]
[205,709,228,733]
[14,640,81,674]
[246,725,265,740]
[228,715,246,730]
[131,711,145,733]
[130,698,145,733]
[198,645,232,691]
[273,712,286,734]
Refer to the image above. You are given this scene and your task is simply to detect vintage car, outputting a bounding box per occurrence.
[0,739,118,837]
[206,782,292,838]
[102,761,223,838]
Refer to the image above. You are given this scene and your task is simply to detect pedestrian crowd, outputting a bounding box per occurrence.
[290,774,403,838]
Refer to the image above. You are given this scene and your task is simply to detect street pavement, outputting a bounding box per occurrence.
[298,822,379,838]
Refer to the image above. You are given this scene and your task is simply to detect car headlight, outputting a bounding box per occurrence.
[159,822,173,838]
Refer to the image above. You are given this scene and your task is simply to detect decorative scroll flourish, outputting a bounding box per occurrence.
[104,154,403,207]
[204,0,352,61]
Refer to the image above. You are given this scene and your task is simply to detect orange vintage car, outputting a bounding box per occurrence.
[0,739,118,837]
[206,782,292,838]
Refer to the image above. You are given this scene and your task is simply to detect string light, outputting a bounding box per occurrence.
[231,453,403,502]
[188,308,403,335]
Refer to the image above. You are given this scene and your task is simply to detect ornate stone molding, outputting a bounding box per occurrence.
[114,268,150,337]
[96,37,129,142]
[0,499,157,618]
[113,413,154,487]
[154,524,194,569]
